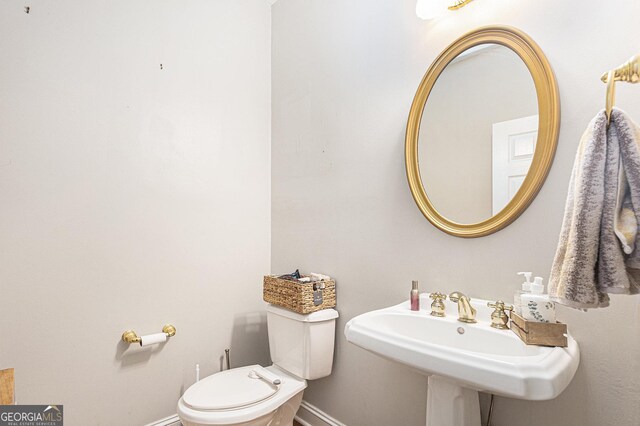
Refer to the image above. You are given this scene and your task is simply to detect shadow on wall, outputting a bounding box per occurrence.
[227,312,271,369]
[113,312,270,371]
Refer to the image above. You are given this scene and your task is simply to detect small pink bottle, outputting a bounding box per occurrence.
[410,280,420,311]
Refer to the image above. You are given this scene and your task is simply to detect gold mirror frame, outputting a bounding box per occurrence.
[405,26,560,238]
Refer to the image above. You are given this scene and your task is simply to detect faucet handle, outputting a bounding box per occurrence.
[429,292,446,301]
[429,292,447,317]
[487,300,513,329]
[487,300,513,310]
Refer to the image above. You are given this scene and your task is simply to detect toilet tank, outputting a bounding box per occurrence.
[267,304,339,380]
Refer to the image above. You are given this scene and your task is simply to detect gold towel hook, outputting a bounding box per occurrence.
[602,54,640,125]
[606,70,616,125]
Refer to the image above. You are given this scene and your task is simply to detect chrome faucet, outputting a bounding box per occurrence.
[449,291,477,324]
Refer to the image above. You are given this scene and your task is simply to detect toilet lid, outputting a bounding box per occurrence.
[183,365,281,411]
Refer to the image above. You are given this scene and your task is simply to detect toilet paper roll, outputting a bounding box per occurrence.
[139,332,167,347]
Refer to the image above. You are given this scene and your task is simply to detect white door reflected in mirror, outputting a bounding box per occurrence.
[492,115,538,215]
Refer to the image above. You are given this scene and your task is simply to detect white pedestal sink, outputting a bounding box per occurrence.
[344,294,580,426]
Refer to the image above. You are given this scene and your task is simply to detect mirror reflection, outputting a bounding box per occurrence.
[419,44,538,224]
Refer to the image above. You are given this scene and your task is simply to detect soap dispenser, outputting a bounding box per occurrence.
[521,277,556,323]
[514,272,533,315]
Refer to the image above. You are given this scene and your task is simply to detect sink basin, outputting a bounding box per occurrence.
[345,295,580,426]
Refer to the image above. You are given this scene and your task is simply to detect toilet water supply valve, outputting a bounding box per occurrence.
[195,348,231,383]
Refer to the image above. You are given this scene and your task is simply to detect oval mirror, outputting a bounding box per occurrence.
[405,26,560,237]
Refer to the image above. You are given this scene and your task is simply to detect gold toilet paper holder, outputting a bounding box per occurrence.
[121,324,176,345]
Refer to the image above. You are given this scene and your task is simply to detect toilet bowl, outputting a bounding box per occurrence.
[177,305,339,426]
[178,365,305,426]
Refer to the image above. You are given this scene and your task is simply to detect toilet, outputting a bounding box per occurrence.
[177,304,339,426]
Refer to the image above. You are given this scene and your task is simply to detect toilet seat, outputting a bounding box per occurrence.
[177,365,306,425]
[183,365,280,411]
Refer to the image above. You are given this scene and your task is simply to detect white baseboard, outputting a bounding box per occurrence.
[295,400,346,426]
[144,414,181,426]
[146,400,344,426]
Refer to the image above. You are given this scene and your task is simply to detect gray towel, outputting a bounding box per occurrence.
[549,108,640,309]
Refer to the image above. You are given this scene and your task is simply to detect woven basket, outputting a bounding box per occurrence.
[263,275,336,314]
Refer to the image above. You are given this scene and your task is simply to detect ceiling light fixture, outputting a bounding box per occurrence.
[416,0,475,20]
[447,0,474,10]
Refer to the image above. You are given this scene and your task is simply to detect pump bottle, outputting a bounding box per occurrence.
[514,272,533,315]
[521,277,556,323]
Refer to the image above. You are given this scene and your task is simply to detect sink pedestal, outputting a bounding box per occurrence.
[426,375,480,426]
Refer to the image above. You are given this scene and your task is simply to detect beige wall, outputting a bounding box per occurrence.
[0,1,271,424]
[420,46,537,223]
[272,1,640,425]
